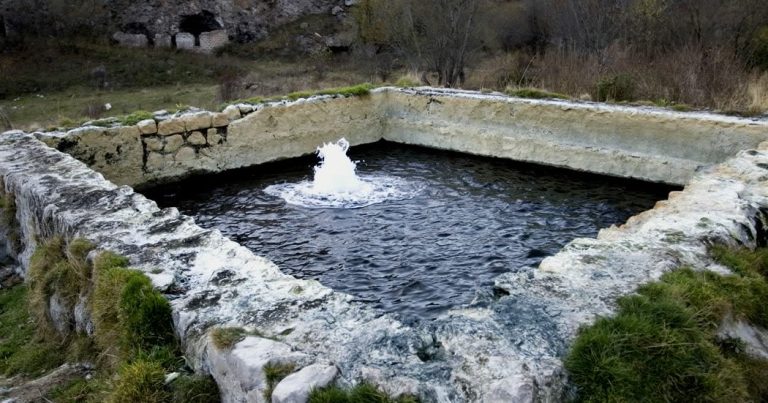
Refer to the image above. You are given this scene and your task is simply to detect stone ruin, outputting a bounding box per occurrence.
[112,10,229,54]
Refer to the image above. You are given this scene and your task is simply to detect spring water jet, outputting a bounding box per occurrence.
[265,138,419,208]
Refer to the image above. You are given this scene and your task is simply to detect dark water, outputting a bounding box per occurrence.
[146,142,673,324]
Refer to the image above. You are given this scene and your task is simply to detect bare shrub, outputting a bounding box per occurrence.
[0,107,11,131]
[747,73,768,115]
[217,74,246,103]
[80,102,105,120]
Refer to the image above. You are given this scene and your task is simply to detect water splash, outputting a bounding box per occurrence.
[265,138,420,208]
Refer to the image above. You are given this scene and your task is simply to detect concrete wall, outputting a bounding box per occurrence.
[383,88,768,185]
[5,129,768,402]
[33,88,768,189]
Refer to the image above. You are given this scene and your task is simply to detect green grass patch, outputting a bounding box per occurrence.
[0,285,66,377]
[394,76,421,88]
[119,111,154,126]
[565,246,768,402]
[169,374,222,403]
[263,362,296,400]
[108,360,169,403]
[11,237,221,402]
[309,382,419,403]
[505,87,569,100]
[91,251,176,367]
[27,236,95,335]
[286,83,375,101]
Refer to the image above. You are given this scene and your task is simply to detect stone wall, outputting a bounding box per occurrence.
[4,128,768,402]
[34,88,768,189]
[383,88,768,185]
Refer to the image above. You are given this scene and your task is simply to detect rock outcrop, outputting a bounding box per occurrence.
[107,0,357,52]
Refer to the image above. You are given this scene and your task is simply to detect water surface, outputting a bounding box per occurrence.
[147,142,672,324]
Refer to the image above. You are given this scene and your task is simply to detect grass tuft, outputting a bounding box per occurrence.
[565,246,768,402]
[263,362,296,400]
[169,374,221,403]
[91,253,176,367]
[287,83,375,101]
[108,360,169,403]
[210,327,249,350]
[309,382,419,403]
[119,111,154,126]
[505,87,569,100]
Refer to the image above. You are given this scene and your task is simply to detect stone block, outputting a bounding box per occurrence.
[157,118,185,135]
[113,31,148,48]
[182,112,212,131]
[145,152,166,172]
[272,364,338,403]
[176,32,196,50]
[104,125,140,140]
[207,129,223,145]
[174,146,197,162]
[238,104,254,114]
[212,112,229,127]
[199,30,229,54]
[164,135,184,153]
[154,33,172,48]
[222,105,241,121]
[187,131,207,145]
[137,119,157,135]
[144,137,164,152]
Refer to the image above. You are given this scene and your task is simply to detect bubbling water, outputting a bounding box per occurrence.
[265,138,420,208]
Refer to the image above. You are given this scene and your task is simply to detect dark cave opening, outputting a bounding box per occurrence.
[179,11,222,46]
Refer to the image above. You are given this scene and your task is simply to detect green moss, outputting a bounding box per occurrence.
[286,90,315,100]
[119,111,153,126]
[263,362,296,400]
[210,327,249,350]
[108,360,169,403]
[169,374,221,403]
[309,383,419,403]
[318,83,375,97]
[506,87,569,100]
[287,83,374,101]
[565,246,768,402]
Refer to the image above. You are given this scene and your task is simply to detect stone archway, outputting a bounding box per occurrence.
[179,10,222,47]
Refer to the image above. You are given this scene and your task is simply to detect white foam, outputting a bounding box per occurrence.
[265,138,421,208]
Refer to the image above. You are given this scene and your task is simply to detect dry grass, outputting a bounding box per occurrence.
[466,45,768,115]
[747,73,768,115]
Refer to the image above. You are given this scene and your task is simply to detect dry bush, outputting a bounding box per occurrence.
[528,47,602,97]
[472,43,764,114]
[465,52,533,90]
[747,73,768,115]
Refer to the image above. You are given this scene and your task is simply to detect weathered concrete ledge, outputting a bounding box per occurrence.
[30,87,768,188]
